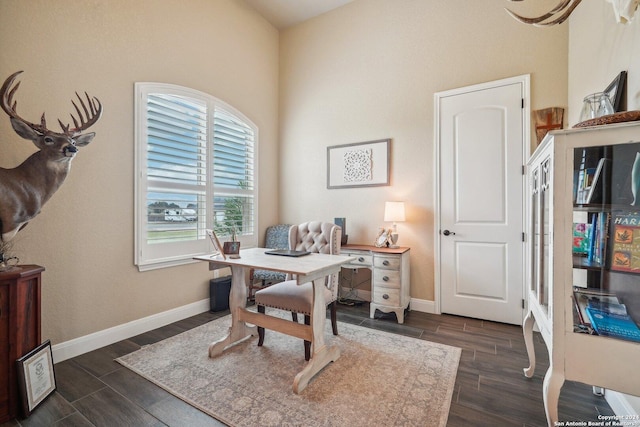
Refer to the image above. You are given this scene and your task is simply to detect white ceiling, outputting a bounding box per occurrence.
[243,0,354,29]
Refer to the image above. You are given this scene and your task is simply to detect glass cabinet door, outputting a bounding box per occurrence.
[571,141,640,343]
[541,158,551,311]
[530,157,551,315]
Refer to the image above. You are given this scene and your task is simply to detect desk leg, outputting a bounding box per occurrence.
[293,277,340,394]
[522,310,536,378]
[209,265,257,358]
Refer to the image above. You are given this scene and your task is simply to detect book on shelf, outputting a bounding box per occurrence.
[587,299,628,316]
[576,167,597,204]
[585,305,640,343]
[573,287,619,327]
[586,212,610,265]
[610,212,640,273]
[572,221,591,255]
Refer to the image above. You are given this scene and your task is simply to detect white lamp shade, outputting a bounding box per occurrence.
[384,201,405,222]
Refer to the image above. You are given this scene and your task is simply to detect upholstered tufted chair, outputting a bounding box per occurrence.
[248,224,291,300]
[255,221,342,360]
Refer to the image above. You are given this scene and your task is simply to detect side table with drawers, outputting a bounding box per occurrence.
[340,244,410,323]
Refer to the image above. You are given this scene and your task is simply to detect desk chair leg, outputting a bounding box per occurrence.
[257,305,265,346]
[330,301,338,335]
[304,315,311,361]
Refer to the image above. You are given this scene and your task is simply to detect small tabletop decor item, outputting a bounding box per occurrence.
[374,227,390,248]
[16,340,56,417]
[0,253,19,272]
[206,229,226,260]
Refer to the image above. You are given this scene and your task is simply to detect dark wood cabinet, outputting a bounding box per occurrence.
[0,265,44,423]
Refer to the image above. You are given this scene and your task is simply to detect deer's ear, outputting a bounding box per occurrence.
[10,118,41,140]
[74,132,95,147]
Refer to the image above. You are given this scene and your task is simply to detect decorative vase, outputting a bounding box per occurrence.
[579,92,614,122]
[631,152,640,207]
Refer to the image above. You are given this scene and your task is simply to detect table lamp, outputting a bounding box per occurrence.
[384,201,405,248]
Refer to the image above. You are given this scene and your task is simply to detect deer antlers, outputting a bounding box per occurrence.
[1,70,102,136]
[505,0,582,26]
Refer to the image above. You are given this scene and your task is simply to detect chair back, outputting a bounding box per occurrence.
[252,224,292,284]
[264,224,291,249]
[288,221,342,300]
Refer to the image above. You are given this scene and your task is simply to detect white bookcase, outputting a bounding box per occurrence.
[524,122,640,426]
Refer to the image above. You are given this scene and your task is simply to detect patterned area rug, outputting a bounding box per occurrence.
[117,312,461,427]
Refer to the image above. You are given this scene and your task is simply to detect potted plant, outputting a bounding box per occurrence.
[222,227,240,259]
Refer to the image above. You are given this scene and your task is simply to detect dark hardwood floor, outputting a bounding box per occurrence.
[2,302,613,427]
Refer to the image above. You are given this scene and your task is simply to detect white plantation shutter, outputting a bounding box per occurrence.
[146,94,207,244]
[212,108,255,239]
[135,83,258,270]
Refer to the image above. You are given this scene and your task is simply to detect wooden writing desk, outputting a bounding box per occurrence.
[195,247,354,393]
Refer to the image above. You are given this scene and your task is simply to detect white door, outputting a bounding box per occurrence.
[435,76,528,325]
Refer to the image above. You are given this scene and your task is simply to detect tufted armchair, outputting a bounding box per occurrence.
[255,221,342,360]
[248,224,291,300]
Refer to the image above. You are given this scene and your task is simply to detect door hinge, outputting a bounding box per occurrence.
[522,165,526,175]
[521,98,525,109]
[522,232,526,242]
[522,299,525,309]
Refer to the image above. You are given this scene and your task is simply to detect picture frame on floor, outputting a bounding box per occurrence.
[16,340,56,417]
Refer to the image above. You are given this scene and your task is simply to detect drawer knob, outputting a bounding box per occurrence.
[383,260,390,266]
[358,257,365,262]
[383,294,389,300]
[383,276,389,282]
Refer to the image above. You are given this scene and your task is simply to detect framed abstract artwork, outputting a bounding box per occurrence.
[327,139,390,189]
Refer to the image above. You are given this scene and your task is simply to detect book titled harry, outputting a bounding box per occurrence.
[610,212,640,273]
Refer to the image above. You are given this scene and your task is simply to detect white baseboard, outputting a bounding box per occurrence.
[606,390,640,417]
[410,298,436,314]
[52,296,439,364]
[52,299,211,363]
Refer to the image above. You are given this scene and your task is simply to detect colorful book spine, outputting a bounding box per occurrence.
[572,222,591,255]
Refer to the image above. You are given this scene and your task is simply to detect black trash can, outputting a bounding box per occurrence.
[210,276,232,312]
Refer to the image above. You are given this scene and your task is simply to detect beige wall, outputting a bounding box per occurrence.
[0,0,583,347]
[568,1,640,125]
[0,0,279,344]
[278,0,568,301]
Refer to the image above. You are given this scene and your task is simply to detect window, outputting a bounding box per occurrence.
[135,83,257,271]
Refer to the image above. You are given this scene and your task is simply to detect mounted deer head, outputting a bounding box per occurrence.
[505,0,639,26]
[0,71,102,242]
